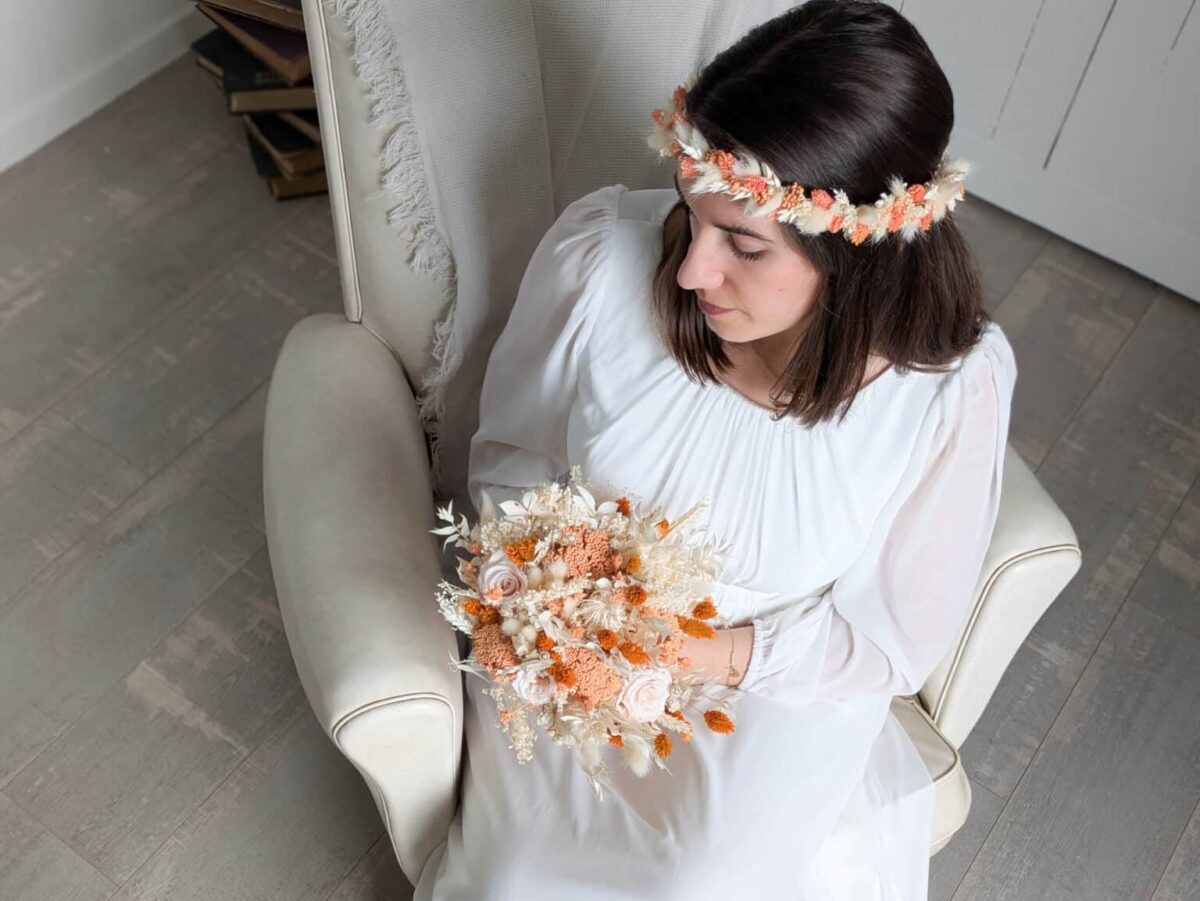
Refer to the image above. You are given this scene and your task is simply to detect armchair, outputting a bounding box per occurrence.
[263,0,1083,886]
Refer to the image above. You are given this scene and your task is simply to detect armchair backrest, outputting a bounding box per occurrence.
[303,0,800,494]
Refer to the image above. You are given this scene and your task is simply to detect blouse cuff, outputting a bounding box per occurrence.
[740,619,771,691]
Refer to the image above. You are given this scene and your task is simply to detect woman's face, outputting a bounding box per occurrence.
[674,169,823,349]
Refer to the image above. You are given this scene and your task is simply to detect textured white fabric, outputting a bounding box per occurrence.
[415,185,1016,900]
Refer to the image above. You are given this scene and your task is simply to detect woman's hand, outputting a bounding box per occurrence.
[681,625,754,687]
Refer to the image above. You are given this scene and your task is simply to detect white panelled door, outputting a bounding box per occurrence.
[888,0,1199,302]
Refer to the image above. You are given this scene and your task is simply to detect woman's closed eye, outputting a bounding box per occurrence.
[729,241,764,262]
[686,208,765,262]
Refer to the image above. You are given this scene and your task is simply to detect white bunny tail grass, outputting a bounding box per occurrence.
[324,0,460,490]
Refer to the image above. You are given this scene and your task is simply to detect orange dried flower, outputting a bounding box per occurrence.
[655,518,670,538]
[536,632,557,652]
[549,663,578,688]
[920,212,933,231]
[888,198,906,232]
[553,525,618,579]
[498,709,512,724]
[680,155,700,178]
[478,607,501,625]
[595,629,619,651]
[625,554,641,574]
[680,617,717,640]
[704,710,736,734]
[906,183,926,205]
[654,733,673,757]
[655,631,687,666]
[473,623,521,671]
[618,642,651,666]
[742,174,771,204]
[609,734,624,748]
[616,497,632,517]
[778,183,807,210]
[463,598,484,617]
[852,223,871,245]
[810,189,834,210]
[692,598,717,619]
[706,149,737,177]
[504,536,538,566]
[828,215,843,232]
[563,647,622,710]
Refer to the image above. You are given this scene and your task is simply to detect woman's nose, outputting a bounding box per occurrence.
[676,241,723,292]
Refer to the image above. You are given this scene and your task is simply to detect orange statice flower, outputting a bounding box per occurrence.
[654,733,673,757]
[692,597,717,619]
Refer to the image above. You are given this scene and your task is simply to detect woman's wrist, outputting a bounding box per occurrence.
[726,625,754,687]
[683,626,754,686]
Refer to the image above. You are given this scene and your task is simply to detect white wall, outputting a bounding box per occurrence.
[0,0,212,174]
[894,0,1199,302]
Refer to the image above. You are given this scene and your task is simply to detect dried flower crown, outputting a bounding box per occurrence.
[647,75,972,246]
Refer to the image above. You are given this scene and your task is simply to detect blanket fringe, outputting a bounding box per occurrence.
[324,0,461,491]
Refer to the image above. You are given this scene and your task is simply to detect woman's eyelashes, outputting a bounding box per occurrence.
[685,208,764,262]
[730,242,764,262]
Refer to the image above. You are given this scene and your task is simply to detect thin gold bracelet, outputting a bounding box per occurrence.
[727,634,740,685]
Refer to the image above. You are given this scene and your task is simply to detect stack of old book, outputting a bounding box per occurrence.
[190,0,327,200]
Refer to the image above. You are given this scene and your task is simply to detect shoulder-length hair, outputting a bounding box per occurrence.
[651,0,991,427]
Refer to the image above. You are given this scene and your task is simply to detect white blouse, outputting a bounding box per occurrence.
[417,183,1017,901]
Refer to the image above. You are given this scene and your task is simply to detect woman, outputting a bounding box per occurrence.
[418,2,1016,898]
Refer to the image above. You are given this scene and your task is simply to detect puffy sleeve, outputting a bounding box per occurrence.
[737,330,1017,703]
[466,185,620,516]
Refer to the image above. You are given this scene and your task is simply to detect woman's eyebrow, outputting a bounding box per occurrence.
[673,171,774,244]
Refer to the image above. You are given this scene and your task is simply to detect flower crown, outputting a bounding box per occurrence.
[646,75,971,246]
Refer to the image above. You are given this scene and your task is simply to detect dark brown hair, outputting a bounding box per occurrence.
[652,0,990,426]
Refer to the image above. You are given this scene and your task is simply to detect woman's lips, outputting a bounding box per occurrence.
[698,298,734,315]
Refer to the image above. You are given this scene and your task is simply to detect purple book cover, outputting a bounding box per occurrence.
[214,7,308,62]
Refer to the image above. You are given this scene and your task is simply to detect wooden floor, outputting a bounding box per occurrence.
[1,54,1198,901]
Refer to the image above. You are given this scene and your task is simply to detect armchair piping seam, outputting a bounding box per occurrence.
[926,542,1082,726]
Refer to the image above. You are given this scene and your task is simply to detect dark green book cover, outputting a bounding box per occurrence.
[191,28,312,94]
[245,112,315,155]
[244,125,279,178]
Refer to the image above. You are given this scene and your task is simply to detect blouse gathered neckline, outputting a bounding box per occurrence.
[710,358,900,418]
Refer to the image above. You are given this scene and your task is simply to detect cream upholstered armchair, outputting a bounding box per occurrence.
[262,0,1083,887]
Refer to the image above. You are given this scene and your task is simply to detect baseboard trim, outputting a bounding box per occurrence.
[0,6,213,174]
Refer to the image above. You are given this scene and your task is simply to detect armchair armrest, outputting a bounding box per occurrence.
[919,444,1082,747]
[263,313,462,885]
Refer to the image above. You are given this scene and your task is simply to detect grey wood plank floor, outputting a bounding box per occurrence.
[1,55,1198,901]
